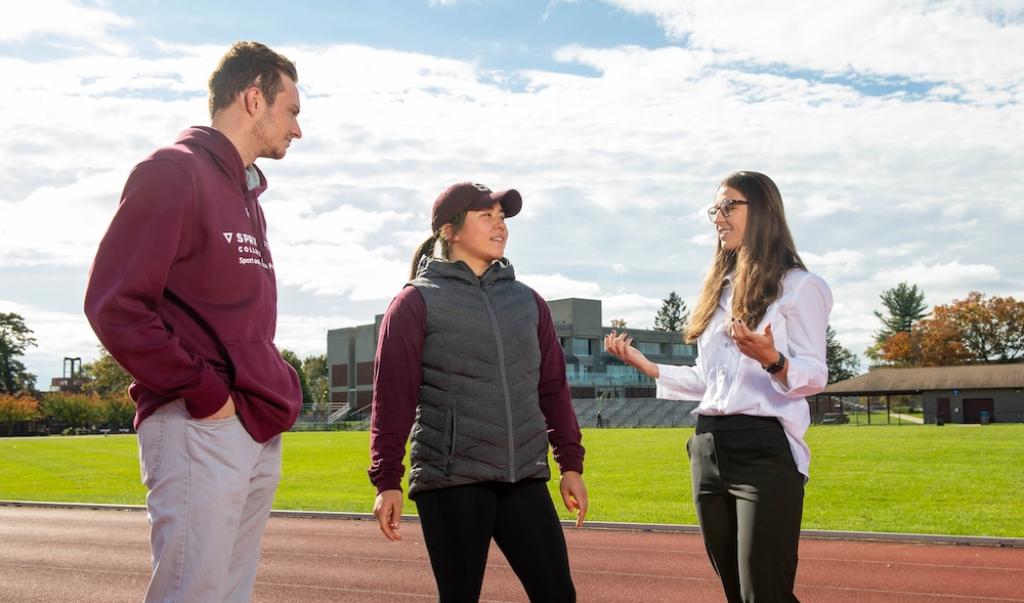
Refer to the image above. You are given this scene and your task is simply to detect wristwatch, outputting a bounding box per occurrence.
[763,351,786,374]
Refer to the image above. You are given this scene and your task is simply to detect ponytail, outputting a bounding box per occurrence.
[409,233,438,280]
[409,211,468,279]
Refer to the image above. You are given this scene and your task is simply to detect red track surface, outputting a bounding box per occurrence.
[1,506,1021,602]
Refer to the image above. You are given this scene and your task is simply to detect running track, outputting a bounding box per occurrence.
[1,505,1021,602]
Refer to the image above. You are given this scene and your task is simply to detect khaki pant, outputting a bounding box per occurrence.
[137,400,282,603]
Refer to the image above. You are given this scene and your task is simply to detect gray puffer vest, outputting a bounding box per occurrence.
[406,258,550,498]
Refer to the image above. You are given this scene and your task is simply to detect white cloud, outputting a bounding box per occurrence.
[690,232,716,247]
[872,260,1002,304]
[801,250,866,278]
[520,273,602,300]
[876,243,923,258]
[544,0,579,20]
[824,289,878,361]
[275,313,362,359]
[599,0,1024,101]
[788,194,857,219]
[598,293,664,330]
[0,170,127,267]
[0,0,134,54]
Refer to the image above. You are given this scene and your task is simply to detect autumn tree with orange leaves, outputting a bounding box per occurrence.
[881,292,1024,366]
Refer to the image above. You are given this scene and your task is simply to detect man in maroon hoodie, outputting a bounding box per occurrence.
[84,41,303,603]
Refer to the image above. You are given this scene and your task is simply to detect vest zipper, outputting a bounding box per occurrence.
[478,284,516,483]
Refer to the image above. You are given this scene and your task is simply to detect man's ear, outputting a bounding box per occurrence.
[244,87,261,117]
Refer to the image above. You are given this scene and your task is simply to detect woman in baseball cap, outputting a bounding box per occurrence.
[368,182,587,602]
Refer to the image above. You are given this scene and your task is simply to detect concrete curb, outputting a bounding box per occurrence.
[3,500,1020,548]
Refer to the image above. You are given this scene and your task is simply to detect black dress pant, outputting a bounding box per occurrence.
[688,414,804,603]
[414,479,575,603]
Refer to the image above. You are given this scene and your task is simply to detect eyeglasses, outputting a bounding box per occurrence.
[707,199,748,222]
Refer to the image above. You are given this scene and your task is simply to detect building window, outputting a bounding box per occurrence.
[605,365,638,379]
[672,343,697,356]
[572,338,592,356]
[331,364,348,387]
[637,341,661,355]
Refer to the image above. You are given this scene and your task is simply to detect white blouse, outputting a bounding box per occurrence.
[656,269,833,479]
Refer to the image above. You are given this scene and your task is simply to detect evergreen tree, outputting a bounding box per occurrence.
[654,291,688,332]
[825,326,860,383]
[866,282,927,361]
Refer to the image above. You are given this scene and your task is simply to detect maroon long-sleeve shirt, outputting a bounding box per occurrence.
[368,286,584,493]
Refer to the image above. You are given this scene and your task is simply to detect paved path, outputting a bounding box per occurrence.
[893,413,926,424]
[1,506,1022,602]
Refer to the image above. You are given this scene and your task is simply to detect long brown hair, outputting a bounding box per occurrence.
[686,171,806,342]
[408,212,467,279]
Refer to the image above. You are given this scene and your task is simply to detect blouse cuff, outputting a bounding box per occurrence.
[769,357,824,398]
[655,377,678,400]
[655,364,703,401]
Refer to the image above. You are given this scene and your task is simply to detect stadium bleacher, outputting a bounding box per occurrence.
[572,398,698,428]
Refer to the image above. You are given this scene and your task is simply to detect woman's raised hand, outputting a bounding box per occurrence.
[603,331,659,379]
[730,319,777,366]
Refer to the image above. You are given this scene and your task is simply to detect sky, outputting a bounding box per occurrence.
[1,0,1022,388]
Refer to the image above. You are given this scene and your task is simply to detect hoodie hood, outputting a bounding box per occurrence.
[175,126,267,198]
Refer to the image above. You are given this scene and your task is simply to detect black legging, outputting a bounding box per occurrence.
[414,479,576,603]
[688,414,805,603]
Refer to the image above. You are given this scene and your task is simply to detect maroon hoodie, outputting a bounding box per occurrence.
[84,126,302,442]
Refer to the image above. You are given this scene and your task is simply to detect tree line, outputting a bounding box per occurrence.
[867,284,1024,367]
[0,312,331,434]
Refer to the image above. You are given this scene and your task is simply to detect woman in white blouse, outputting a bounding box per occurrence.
[605,171,831,603]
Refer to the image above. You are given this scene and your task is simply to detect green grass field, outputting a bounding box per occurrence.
[1,425,1022,537]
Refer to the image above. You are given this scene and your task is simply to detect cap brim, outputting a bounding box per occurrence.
[468,189,522,218]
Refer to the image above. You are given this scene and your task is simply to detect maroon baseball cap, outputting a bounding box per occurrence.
[431,182,522,232]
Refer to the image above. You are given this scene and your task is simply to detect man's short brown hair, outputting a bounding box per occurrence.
[208,41,298,118]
